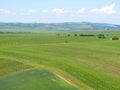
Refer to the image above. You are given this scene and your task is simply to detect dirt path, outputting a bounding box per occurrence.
[0,55,83,89]
[55,73,79,89]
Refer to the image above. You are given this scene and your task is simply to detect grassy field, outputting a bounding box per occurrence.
[0,69,77,90]
[0,31,120,90]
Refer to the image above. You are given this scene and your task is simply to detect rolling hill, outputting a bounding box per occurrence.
[0,22,120,32]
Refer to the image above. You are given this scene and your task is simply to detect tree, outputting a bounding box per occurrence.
[97,34,106,39]
[111,36,119,40]
[74,34,77,36]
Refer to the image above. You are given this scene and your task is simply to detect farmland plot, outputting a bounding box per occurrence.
[0,58,32,77]
[0,32,120,90]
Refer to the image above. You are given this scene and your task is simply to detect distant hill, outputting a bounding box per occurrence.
[0,22,120,32]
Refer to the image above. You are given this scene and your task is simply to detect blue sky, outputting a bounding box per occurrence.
[0,0,120,24]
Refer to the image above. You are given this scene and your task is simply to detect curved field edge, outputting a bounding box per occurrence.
[0,47,120,90]
[0,33,120,90]
[0,57,33,78]
[0,54,91,90]
[0,56,78,89]
[0,69,77,90]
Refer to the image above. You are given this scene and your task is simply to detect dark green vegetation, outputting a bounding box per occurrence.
[97,34,106,39]
[0,69,76,90]
[0,31,120,90]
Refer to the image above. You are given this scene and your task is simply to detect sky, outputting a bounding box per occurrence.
[0,0,120,24]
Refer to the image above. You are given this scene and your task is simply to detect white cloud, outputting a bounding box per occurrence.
[0,9,10,14]
[90,3,116,14]
[52,8,71,14]
[21,9,36,16]
[27,9,36,13]
[77,8,86,14]
[53,8,65,14]
[42,10,49,13]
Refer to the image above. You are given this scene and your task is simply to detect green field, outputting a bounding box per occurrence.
[0,69,77,90]
[0,31,120,90]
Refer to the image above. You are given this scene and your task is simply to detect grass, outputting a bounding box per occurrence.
[0,69,77,90]
[0,31,120,90]
[0,57,32,77]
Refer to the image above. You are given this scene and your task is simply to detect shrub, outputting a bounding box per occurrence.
[65,41,68,43]
[68,34,70,36]
[110,36,119,40]
[80,34,95,36]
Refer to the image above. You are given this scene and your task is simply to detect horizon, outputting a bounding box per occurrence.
[0,0,120,24]
[0,21,120,25]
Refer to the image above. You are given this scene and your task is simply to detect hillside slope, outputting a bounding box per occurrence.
[0,22,120,32]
